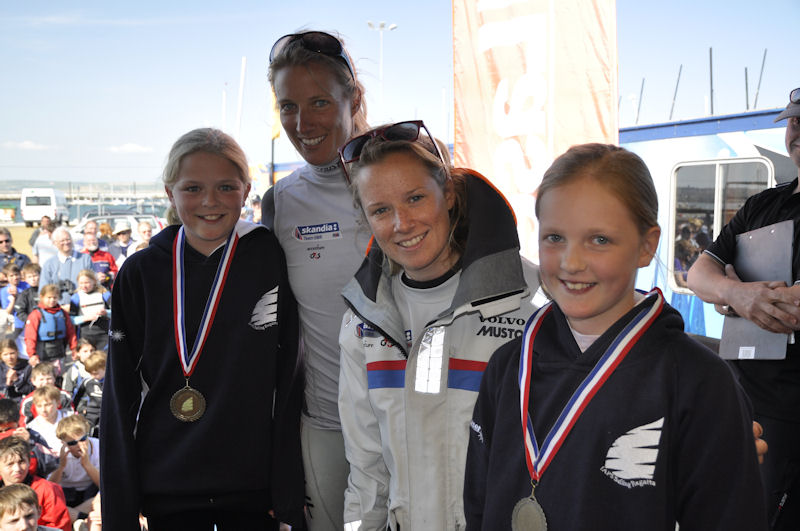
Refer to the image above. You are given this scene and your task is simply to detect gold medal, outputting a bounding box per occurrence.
[169,384,206,422]
[511,495,547,531]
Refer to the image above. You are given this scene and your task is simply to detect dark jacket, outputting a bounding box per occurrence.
[100,221,303,530]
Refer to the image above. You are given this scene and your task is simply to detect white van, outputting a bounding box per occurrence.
[20,188,70,227]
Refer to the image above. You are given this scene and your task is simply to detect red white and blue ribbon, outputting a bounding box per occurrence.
[518,288,665,482]
[172,226,239,378]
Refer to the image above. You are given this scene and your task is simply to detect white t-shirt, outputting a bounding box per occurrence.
[27,409,71,453]
[55,436,100,490]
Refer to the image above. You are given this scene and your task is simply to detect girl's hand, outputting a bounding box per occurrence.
[5,369,16,386]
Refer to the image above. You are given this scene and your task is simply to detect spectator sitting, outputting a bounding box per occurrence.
[0,340,32,403]
[25,388,71,456]
[19,365,72,427]
[0,437,70,531]
[73,354,104,435]
[0,482,60,531]
[39,229,92,309]
[79,234,116,291]
[12,264,42,357]
[0,399,58,479]
[0,265,29,341]
[0,229,31,292]
[23,285,76,374]
[68,271,109,352]
[61,340,93,403]
[48,415,98,522]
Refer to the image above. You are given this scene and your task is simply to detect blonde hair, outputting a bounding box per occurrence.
[84,351,107,374]
[32,385,60,405]
[77,269,105,294]
[0,484,39,518]
[268,31,368,134]
[56,414,91,441]
[162,128,250,226]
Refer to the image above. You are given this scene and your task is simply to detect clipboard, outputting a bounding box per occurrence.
[718,220,794,360]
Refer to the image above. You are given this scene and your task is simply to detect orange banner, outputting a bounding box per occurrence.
[453,0,618,259]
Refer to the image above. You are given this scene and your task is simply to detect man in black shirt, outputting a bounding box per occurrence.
[688,87,800,530]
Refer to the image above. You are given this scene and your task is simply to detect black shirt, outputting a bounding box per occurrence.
[705,177,800,421]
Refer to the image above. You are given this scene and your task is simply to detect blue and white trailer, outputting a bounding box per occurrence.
[621,108,796,340]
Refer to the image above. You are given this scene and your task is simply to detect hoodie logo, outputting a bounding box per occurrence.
[249,287,278,330]
[600,417,663,488]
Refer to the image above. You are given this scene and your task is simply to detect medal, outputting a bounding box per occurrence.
[171,226,239,422]
[512,483,547,531]
[516,289,664,526]
[170,382,207,422]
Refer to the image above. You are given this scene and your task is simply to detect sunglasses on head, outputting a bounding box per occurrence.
[270,31,355,80]
[338,120,446,183]
[791,88,800,105]
[65,434,87,447]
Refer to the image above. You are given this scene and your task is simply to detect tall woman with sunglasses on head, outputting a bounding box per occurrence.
[337,121,540,530]
[265,30,371,531]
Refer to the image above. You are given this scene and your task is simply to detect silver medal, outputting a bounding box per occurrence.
[511,496,547,531]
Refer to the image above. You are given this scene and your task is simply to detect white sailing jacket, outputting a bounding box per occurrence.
[338,170,541,530]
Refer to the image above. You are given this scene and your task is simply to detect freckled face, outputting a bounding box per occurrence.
[355,152,456,282]
[166,151,250,256]
[537,175,660,335]
[273,62,357,167]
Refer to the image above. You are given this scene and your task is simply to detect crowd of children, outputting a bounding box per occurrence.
[0,225,117,530]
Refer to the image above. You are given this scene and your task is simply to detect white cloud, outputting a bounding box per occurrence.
[1,141,48,151]
[107,143,153,154]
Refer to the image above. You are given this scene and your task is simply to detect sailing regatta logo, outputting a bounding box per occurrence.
[249,286,279,330]
[293,222,341,241]
[600,417,663,488]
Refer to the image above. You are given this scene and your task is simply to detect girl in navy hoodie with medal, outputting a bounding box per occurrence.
[100,128,304,530]
[464,144,767,530]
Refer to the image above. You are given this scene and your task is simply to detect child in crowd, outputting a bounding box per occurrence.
[61,340,93,402]
[0,437,70,531]
[20,365,72,427]
[464,144,767,530]
[23,285,76,375]
[0,399,57,479]
[68,271,110,352]
[48,415,99,522]
[25,388,71,456]
[0,483,53,531]
[0,265,29,344]
[73,353,104,434]
[13,264,42,352]
[0,340,32,403]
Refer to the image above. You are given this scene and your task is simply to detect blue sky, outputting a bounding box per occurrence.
[1,0,797,189]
